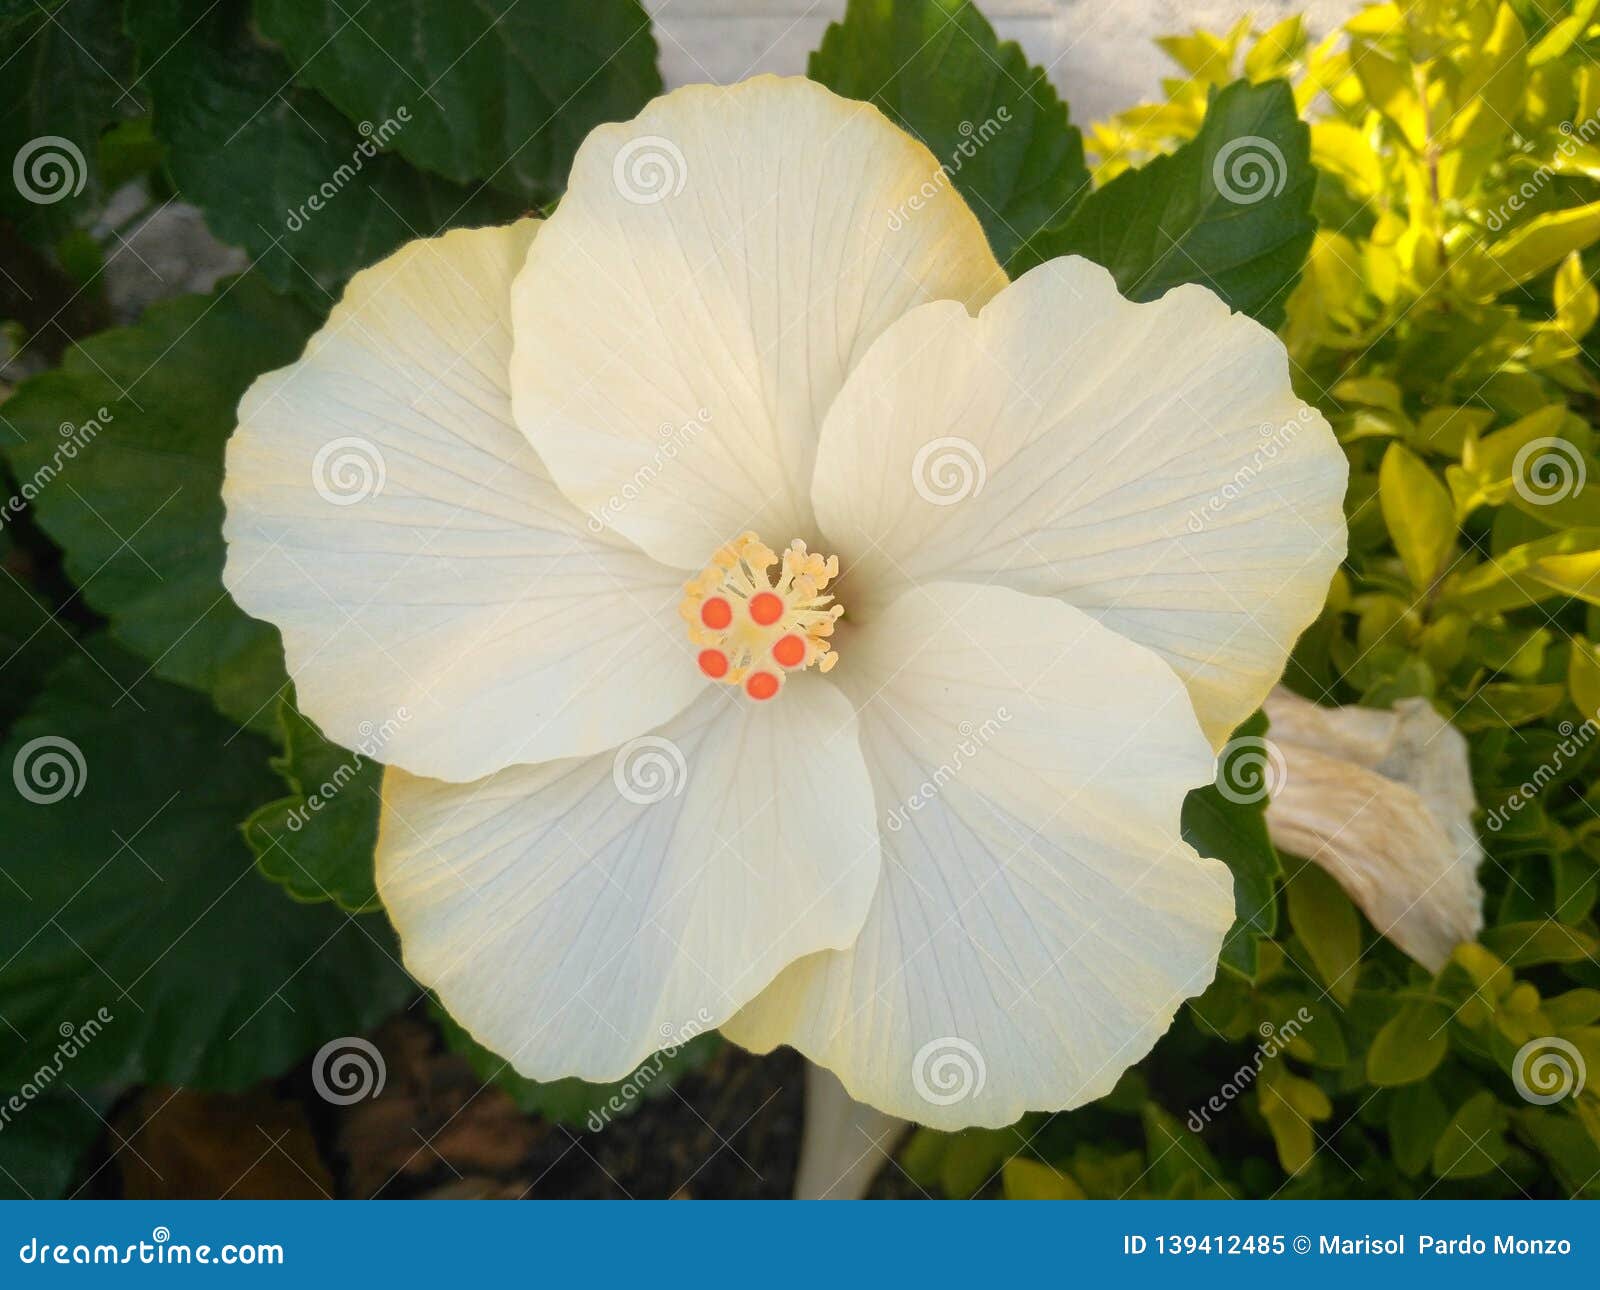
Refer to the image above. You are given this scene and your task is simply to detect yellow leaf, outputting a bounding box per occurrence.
[1380,442,1457,590]
[1448,4,1527,152]
[1001,1157,1084,1200]
[1245,14,1306,81]
[1466,201,1600,297]
[1351,41,1425,150]
[1569,636,1600,723]
[1312,120,1385,197]
[1441,528,1600,611]
[1554,250,1600,341]
[1529,0,1600,65]
[1462,404,1568,483]
[1415,405,1493,456]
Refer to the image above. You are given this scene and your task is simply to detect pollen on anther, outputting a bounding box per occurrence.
[748,591,784,626]
[772,634,806,669]
[680,533,843,700]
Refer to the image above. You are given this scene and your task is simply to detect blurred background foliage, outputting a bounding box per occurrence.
[1,0,1597,1198]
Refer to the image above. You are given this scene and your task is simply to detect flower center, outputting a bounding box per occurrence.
[681,532,842,701]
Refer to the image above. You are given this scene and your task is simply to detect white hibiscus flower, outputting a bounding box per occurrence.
[221,76,1348,1129]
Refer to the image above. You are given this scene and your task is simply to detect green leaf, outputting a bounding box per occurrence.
[1453,682,1565,731]
[126,0,521,302]
[0,0,138,247]
[1000,1157,1084,1199]
[1431,1090,1511,1178]
[1366,1000,1451,1085]
[1141,1103,1233,1198]
[1380,442,1456,591]
[1514,1107,1600,1197]
[808,0,1088,268]
[937,1127,1014,1197]
[0,276,316,733]
[0,568,76,736]
[1569,635,1600,721]
[1182,711,1282,980]
[256,0,659,203]
[433,1004,718,1130]
[0,641,413,1090]
[0,1092,102,1199]
[1481,920,1600,966]
[1442,528,1600,612]
[1388,1080,1450,1177]
[1258,1061,1331,1174]
[1031,78,1315,328]
[1285,862,1363,1004]
[244,699,383,913]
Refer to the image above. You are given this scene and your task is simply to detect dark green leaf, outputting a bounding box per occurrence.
[1141,1103,1233,1198]
[126,0,521,303]
[256,0,660,202]
[0,641,413,1090]
[1182,711,1282,980]
[1514,1107,1600,1198]
[0,276,317,732]
[0,0,138,247]
[1028,78,1315,327]
[1388,1080,1450,1176]
[0,1092,102,1199]
[0,565,76,735]
[809,0,1088,269]
[244,698,382,913]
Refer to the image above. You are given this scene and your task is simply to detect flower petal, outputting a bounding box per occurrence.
[223,220,701,782]
[378,676,880,1082]
[724,581,1234,1129]
[810,256,1348,750]
[509,75,1004,569]
[1263,687,1484,972]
